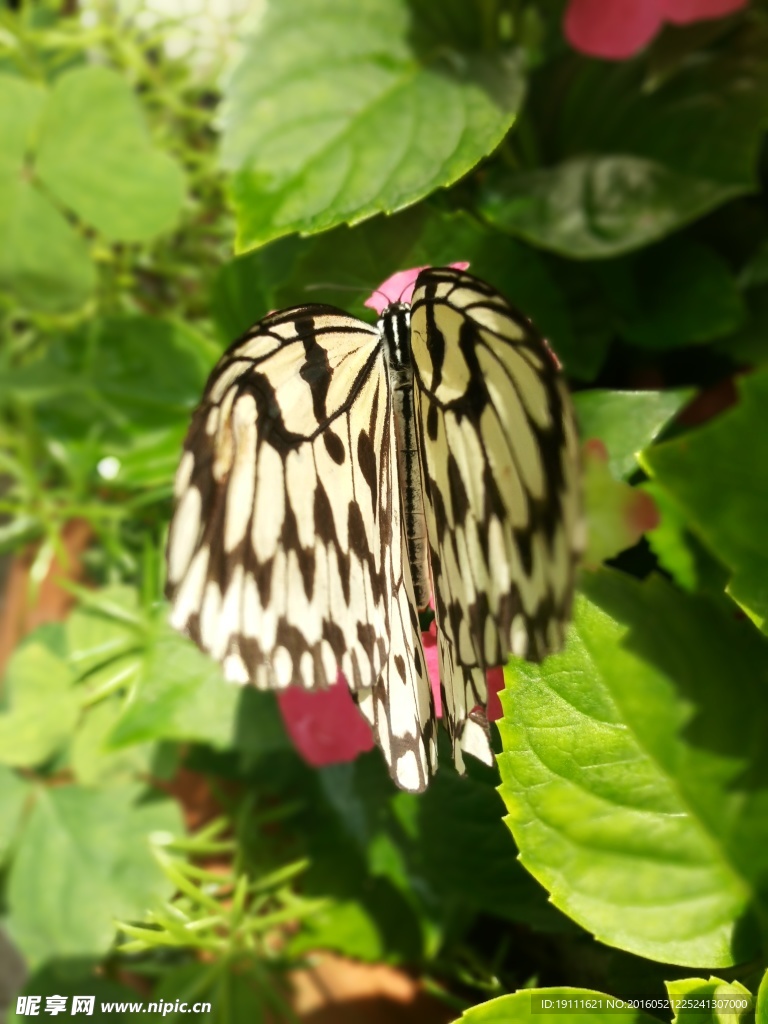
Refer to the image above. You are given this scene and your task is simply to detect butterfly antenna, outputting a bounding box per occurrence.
[303,282,360,293]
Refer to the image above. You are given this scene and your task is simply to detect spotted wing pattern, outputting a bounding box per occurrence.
[165,304,436,791]
[410,267,584,757]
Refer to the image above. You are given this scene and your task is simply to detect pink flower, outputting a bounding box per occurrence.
[364,262,470,316]
[581,438,660,569]
[276,674,375,767]
[564,0,748,60]
[277,654,505,769]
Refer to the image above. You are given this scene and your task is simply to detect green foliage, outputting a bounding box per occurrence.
[222,0,524,249]
[1,0,768,1019]
[498,569,768,966]
[7,784,184,966]
[477,28,768,257]
[643,369,768,632]
[453,977,756,1024]
[0,66,184,311]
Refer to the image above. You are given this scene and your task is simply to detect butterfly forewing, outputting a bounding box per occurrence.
[409,267,583,752]
[165,303,436,790]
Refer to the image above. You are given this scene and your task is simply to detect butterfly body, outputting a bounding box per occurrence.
[166,267,583,792]
[379,301,431,612]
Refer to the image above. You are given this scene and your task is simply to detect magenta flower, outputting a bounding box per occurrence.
[276,674,375,767]
[364,262,469,316]
[564,0,748,59]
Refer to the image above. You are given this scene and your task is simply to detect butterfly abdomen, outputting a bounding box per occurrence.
[380,304,431,612]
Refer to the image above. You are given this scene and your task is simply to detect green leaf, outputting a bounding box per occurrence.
[0,766,30,866]
[71,699,156,786]
[311,755,564,938]
[642,369,768,632]
[453,988,664,1024]
[3,317,212,471]
[497,569,768,967]
[478,156,745,260]
[8,967,141,1024]
[103,425,188,490]
[288,896,397,962]
[109,628,241,749]
[393,767,565,931]
[209,235,303,343]
[0,636,80,767]
[574,389,691,479]
[65,585,143,676]
[642,482,699,592]
[667,977,753,1024]
[72,316,210,429]
[144,962,275,1023]
[595,239,745,350]
[714,285,768,366]
[0,175,96,312]
[478,35,768,257]
[223,0,524,249]
[6,784,183,965]
[36,65,185,242]
[757,969,768,1024]
[0,74,45,176]
[739,239,768,289]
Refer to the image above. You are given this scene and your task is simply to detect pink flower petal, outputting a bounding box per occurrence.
[583,437,609,463]
[624,487,661,535]
[486,667,505,723]
[364,263,470,315]
[422,618,442,717]
[564,0,663,58]
[662,0,747,23]
[277,675,374,767]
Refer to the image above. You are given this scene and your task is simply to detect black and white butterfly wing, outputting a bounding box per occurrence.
[165,304,436,791]
[410,268,583,762]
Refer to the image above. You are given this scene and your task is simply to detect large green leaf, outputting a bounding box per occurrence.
[593,239,745,349]
[0,633,80,768]
[70,698,158,786]
[667,977,753,1024]
[108,628,241,750]
[574,389,691,479]
[222,0,524,249]
[392,767,565,931]
[9,968,140,1024]
[497,569,768,966]
[0,74,44,176]
[714,285,768,365]
[36,65,185,242]
[454,988,664,1024]
[1,587,240,759]
[0,67,185,311]
[0,767,30,865]
[642,369,768,632]
[6,784,183,965]
[478,156,737,260]
[478,33,768,257]
[757,970,768,1024]
[0,175,96,312]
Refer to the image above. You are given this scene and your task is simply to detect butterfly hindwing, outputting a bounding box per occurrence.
[165,304,436,790]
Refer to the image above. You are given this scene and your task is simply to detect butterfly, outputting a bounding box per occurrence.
[165,266,584,792]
